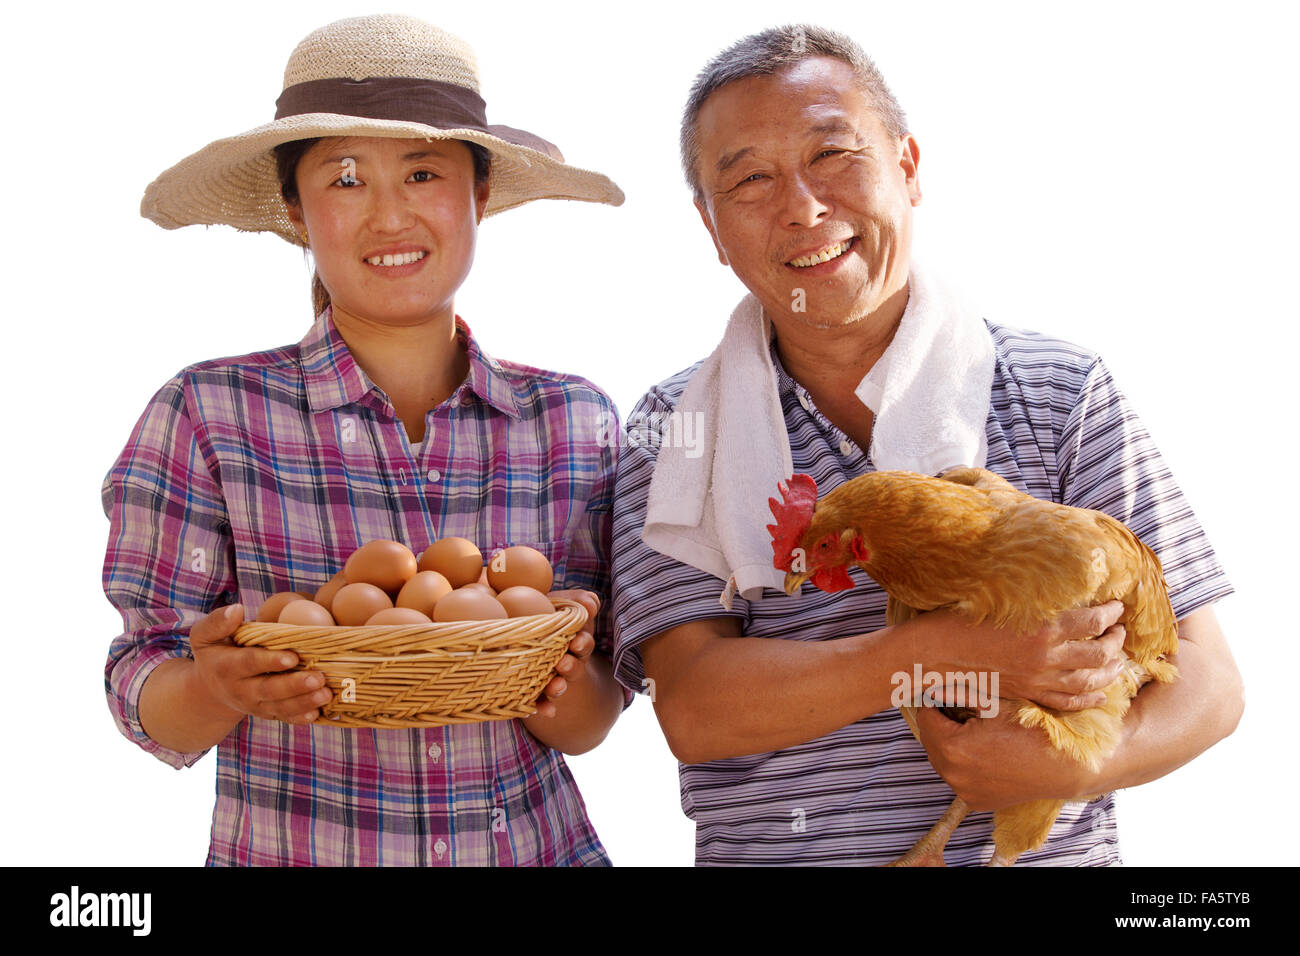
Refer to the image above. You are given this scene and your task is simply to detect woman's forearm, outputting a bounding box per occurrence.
[138,657,244,753]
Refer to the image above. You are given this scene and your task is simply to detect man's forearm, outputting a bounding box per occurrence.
[645,612,951,763]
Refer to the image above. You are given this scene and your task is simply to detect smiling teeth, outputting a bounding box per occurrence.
[366,250,427,266]
[789,240,852,268]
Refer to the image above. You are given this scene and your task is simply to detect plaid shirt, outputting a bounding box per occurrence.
[102,309,622,866]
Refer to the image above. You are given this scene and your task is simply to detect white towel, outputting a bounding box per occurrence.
[641,263,994,609]
[854,266,993,476]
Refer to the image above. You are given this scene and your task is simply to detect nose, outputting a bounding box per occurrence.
[364,177,416,233]
[778,170,831,228]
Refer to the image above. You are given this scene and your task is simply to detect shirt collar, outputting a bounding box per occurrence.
[298,307,523,421]
[768,334,801,399]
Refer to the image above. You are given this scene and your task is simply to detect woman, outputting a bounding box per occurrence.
[102,14,629,866]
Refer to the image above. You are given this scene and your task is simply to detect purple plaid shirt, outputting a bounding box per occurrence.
[102,308,623,866]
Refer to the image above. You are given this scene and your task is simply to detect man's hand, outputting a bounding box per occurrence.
[190,604,332,724]
[925,601,1129,711]
[911,704,1094,811]
[527,590,599,719]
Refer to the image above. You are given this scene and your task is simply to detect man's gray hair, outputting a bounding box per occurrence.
[680,24,908,201]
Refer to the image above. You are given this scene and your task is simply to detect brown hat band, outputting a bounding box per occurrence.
[273,76,560,158]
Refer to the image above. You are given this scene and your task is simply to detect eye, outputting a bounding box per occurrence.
[330,174,361,188]
[816,149,849,161]
[409,170,438,183]
[727,172,766,191]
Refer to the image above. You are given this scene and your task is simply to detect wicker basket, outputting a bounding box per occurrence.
[234,599,586,728]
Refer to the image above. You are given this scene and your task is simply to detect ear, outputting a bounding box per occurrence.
[474,178,491,224]
[283,198,305,235]
[694,197,730,267]
[899,133,922,207]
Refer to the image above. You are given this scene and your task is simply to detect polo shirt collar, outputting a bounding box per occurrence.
[299,307,523,421]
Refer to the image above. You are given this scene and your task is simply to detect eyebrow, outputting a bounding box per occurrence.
[313,148,454,169]
[716,147,754,177]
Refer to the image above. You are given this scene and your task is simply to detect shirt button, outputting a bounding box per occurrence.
[427,743,442,762]
[427,469,441,483]
[798,393,811,411]
[839,439,853,456]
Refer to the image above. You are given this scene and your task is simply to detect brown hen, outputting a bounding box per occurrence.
[767,466,1178,866]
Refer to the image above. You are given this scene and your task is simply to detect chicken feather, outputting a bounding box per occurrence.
[769,466,1179,865]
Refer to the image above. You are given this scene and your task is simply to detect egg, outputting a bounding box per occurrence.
[495,586,556,618]
[256,590,314,623]
[365,607,433,626]
[395,570,453,617]
[313,571,348,613]
[432,587,508,622]
[418,537,483,589]
[486,545,554,594]
[344,539,418,594]
[278,599,336,626]
[331,582,394,627]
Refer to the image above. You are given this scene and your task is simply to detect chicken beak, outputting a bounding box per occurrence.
[783,571,809,596]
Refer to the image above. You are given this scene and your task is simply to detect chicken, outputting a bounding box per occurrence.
[766,466,1179,866]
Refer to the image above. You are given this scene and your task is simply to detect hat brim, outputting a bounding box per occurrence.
[140,113,624,245]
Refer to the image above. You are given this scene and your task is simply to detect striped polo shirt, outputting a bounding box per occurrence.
[610,320,1233,866]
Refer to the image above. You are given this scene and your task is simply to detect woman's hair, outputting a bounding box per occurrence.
[274,138,493,316]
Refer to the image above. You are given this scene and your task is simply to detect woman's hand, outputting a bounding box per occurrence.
[190,604,332,724]
[528,590,600,719]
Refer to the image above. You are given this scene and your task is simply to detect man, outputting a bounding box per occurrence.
[609,25,1242,865]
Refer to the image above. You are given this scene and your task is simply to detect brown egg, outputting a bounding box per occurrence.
[418,537,483,589]
[462,581,498,597]
[278,599,336,626]
[331,582,394,627]
[365,607,433,626]
[496,586,556,618]
[313,571,348,613]
[344,539,418,593]
[486,545,554,594]
[257,591,314,623]
[395,570,453,617]
[432,587,508,622]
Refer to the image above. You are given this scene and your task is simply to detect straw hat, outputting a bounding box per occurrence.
[141,14,624,245]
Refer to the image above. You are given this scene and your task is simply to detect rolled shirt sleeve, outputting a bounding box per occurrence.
[101,375,237,768]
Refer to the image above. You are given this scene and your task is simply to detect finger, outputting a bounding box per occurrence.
[528,698,557,719]
[1073,600,1125,637]
[547,589,600,627]
[542,675,567,700]
[565,632,595,660]
[256,684,334,722]
[207,644,302,682]
[250,668,330,703]
[1057,624,1126,670]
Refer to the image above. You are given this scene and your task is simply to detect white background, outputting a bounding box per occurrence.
[3,0,1295,866]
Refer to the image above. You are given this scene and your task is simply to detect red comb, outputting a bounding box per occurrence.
[767,473,819,571]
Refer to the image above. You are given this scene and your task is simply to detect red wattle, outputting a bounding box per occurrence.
[812,565,855,593]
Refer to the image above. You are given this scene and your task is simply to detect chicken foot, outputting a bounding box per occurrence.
[884,797,971,866]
